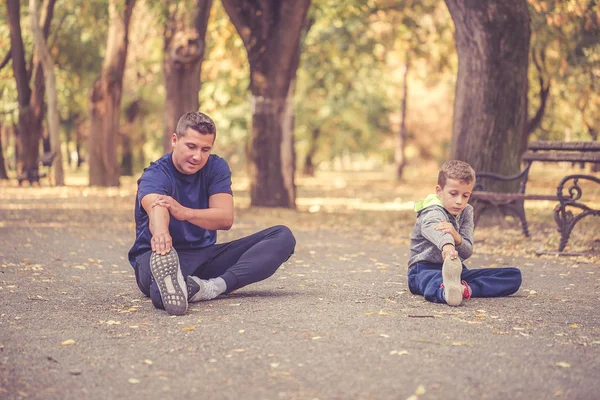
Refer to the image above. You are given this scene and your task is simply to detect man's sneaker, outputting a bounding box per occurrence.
[150,249,188,315]
[186,276,221,302]
[442,256,463,306]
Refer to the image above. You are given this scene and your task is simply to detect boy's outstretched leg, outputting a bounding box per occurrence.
[442,257,463,306]
[461,267,522,298]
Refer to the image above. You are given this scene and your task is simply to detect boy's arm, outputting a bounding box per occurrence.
[420,208,456,251]
[455,206,474,260]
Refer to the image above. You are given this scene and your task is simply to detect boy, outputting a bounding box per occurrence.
[408,160,522,306]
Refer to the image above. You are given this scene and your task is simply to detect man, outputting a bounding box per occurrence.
[128,111,296,315]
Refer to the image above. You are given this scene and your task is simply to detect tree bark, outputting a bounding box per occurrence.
[162,0,213,153]
[445,0,530,180]
[222,0,311,208]
[7,0,38,179]
[303,127,320,177]
[88,0,136,187]
[30,0,64,185]
[7,0,56,182]
[0,122,8,180]
[395,55,410,179]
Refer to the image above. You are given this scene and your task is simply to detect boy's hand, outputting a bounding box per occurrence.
[442,243,458,260]
[435,221,462,245]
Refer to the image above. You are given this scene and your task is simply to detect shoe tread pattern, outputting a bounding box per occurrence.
[150,251,188,315]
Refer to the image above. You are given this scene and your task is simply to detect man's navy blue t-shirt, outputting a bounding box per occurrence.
[128,153,233,267]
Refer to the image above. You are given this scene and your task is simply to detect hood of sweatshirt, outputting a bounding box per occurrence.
[413,194,443,212]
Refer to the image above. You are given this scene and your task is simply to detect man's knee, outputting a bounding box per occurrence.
[271,225,296,253]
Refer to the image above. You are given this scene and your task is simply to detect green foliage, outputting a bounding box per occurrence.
[1,0,598,176]
[528,0,600,140]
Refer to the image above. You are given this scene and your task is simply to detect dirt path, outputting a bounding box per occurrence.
[1,191,599,400]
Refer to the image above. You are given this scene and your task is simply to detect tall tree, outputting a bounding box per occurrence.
[162,0,213,152]
[221,0,311,208]
[445,0,531,177]
[30,0,64,185]
[6,0,56,182]
[88,0,136,187]
[0,122,8,180]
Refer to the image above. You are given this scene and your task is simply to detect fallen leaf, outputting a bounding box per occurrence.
[182,327,196,331]
[569,324,579,329]
[60,339,76,346]
[143,360,153,365]
[128,378,140,384]
[555,362,571,368]
[416,384,426,395]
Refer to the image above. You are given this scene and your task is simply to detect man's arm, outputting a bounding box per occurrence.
[141,193,172,255]
[151,193,234,231]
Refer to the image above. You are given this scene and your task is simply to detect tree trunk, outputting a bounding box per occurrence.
[7,0,39,179]
[30,0,64,185]
[445,0,530,180]
[88,0,136,187]
[222,0,311,208]
[0,122,8,180]
[280,77,297,207]
[303,127,320,177]
[162,0,213,152]
[395,55,410,179]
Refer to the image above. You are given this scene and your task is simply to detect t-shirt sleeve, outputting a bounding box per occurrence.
[137,167,172,205]
[208,157,233,197]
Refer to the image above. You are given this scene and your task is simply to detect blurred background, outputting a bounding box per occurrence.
[0,0,598,204]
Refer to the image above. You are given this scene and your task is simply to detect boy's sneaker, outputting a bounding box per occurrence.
[150,249,188,315]
[186,276,221,302]
[442,256,463,306]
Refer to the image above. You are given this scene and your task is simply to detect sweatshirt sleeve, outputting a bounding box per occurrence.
[420,207,455,251]
[455,205,474,260]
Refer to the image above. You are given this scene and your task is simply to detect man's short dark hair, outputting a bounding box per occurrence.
[175,112,216,138]
[438,160,476,188]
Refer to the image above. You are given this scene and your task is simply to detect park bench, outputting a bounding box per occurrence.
[17,152,56,186]
[470,141,600,252]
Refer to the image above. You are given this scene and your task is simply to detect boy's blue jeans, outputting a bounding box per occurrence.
[408,262,522,304]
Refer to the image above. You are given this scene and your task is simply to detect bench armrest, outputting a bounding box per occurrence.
[474,163,532,193]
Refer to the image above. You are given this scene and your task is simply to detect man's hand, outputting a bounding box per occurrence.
[151,230,172,255]
[152,195,188,221]
[442,243,458,260]
[435,221,462,245]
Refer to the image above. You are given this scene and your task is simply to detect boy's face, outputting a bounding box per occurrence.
[436,178,474,216]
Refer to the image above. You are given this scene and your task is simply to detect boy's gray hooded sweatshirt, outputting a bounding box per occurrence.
[408,194,474,271]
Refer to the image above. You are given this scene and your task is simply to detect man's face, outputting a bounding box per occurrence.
[171,128,215,175]
[436,178,474,216]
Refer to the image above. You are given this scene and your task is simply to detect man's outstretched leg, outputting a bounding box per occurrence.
[134,249,188,315]
[187,225,296,301]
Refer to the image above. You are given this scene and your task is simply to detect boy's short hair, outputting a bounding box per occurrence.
[175,111,216,138]
[438,160,476,188]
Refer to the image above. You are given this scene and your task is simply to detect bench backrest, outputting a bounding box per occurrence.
[524,141,600,164]
[528,141,600,152]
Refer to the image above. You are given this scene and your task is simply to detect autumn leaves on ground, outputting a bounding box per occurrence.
[1,164,599,399]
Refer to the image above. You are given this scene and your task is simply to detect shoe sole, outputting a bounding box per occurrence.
[150,250,188,315]
[442,257,463,306]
